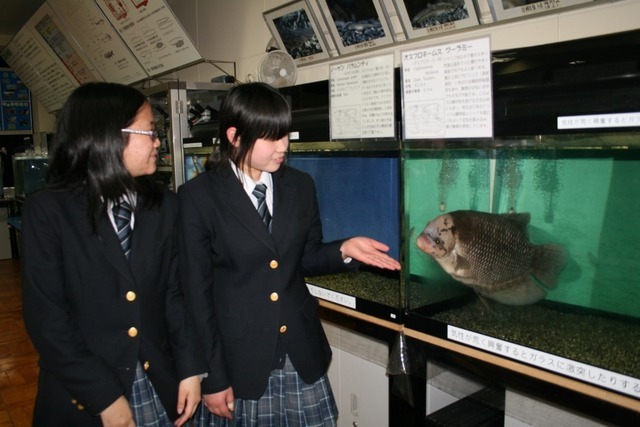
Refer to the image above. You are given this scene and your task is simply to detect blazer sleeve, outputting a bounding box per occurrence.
[162,192,208,381]
[178,184,229,394]
[21,193,125,415]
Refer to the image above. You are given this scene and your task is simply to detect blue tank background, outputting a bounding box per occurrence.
[287,154,401,260]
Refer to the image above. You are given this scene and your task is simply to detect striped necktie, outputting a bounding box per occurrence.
[113,201,133,259]
[252,183,272,232]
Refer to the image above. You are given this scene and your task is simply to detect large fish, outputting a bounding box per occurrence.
[416,210,567,305]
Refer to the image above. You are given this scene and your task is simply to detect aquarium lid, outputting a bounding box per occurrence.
[492,29,640,136]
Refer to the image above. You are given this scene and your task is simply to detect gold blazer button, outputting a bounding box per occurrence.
[126,291,136,302]
[128,327,138,337]
[279,325,287,333]
[270,292,279,302]
[143,361,150,370]
[269,260,279,269]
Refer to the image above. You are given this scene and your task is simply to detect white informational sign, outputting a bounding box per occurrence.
[401,37,493,139]
[1,26,80,113]
[29,2,101,85]
[558,112,640,130]
[307,283,356,309]
[448,325,640,399]
[329,53,395,140]
[1,0,204,112]
[95,0,202,76]
[48,0,148,84]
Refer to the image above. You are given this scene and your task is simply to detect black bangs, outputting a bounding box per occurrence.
[250,90,291,141]
[215,82,293,170]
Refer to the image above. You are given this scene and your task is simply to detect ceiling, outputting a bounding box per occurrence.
[0,0,46,41]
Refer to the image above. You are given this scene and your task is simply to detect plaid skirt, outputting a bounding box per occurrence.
[130,361,173,426]
[193,356,337,427]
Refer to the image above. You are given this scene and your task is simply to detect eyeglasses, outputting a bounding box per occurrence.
[121,128,160,141]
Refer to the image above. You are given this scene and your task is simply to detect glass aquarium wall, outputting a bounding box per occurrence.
[288,150,403,322]
[404,134,640,400]
[13,154,48,199]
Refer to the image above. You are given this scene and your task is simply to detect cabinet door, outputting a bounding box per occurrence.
[329,345,389,427]
[145,84,182,191]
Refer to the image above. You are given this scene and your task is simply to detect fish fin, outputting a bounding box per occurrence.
[473,291,503,320]
[449,253,474,281]
[499,212,531,231]
[532,244,568,289]
[475,275,547,305]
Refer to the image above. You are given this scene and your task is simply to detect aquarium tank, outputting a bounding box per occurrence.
[13,154,48,199]
[403,29,640,402]
[288,149,403,322]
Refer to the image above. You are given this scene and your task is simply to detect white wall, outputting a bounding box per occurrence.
[164,0,640,86]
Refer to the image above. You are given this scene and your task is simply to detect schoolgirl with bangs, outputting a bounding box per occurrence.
[178,82,400,426]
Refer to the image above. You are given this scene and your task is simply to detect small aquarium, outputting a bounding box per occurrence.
[182,136,218,182]
[288,147,403,322]
[403,134,640,400]
[13,154,48,199]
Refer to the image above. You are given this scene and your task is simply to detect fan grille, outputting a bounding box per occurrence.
[259,51,297,88]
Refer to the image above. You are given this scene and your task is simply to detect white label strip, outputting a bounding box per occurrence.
[448,325,640,399]
[558,112,640,129]
[307,283,356,309]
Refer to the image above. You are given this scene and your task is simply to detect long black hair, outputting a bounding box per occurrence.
[212,82,291,173]
[47,82,163,231]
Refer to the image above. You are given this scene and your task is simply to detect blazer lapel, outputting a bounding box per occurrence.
[127,196,155,271]
[217,166,277,252]
[96,210,132,280]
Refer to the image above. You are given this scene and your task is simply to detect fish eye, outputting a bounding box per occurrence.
[434,238,441,245]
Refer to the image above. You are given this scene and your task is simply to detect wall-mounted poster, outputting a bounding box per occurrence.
[488,0,593,22]
[48,0,148,84]
[316,0,396,55]
[29,2,101,85]
[263,0,331,66]
[0,69,32,132]
[1,25,80,113]
[401,36,493,139]
[329,53,395,139]
[393,0,479,39]
[94,0,203,76]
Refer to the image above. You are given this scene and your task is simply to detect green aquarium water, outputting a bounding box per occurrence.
[404,134,640,396]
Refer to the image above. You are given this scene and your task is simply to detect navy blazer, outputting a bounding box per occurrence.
[21,187,205,425]
[178,163,357,399]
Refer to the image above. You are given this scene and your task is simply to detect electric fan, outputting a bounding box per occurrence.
[258,50,297,88]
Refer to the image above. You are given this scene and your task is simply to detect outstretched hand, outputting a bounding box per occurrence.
[340,237,401,271]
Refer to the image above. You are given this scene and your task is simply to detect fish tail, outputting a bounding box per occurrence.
[532,244,568,289]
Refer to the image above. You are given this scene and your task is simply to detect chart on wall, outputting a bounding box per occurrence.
[0,69,32,132]
[48,0,148,84]
[0,0,203,113]
[1,23,81,113]
[329,53,395,140]
[94,0,202,75]
[401,36,493,139]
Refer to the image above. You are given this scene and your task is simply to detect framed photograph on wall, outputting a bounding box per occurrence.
[316,0,396,55]
[263,0,331,66]
[488,0,593,22]
[393,0,479,39]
